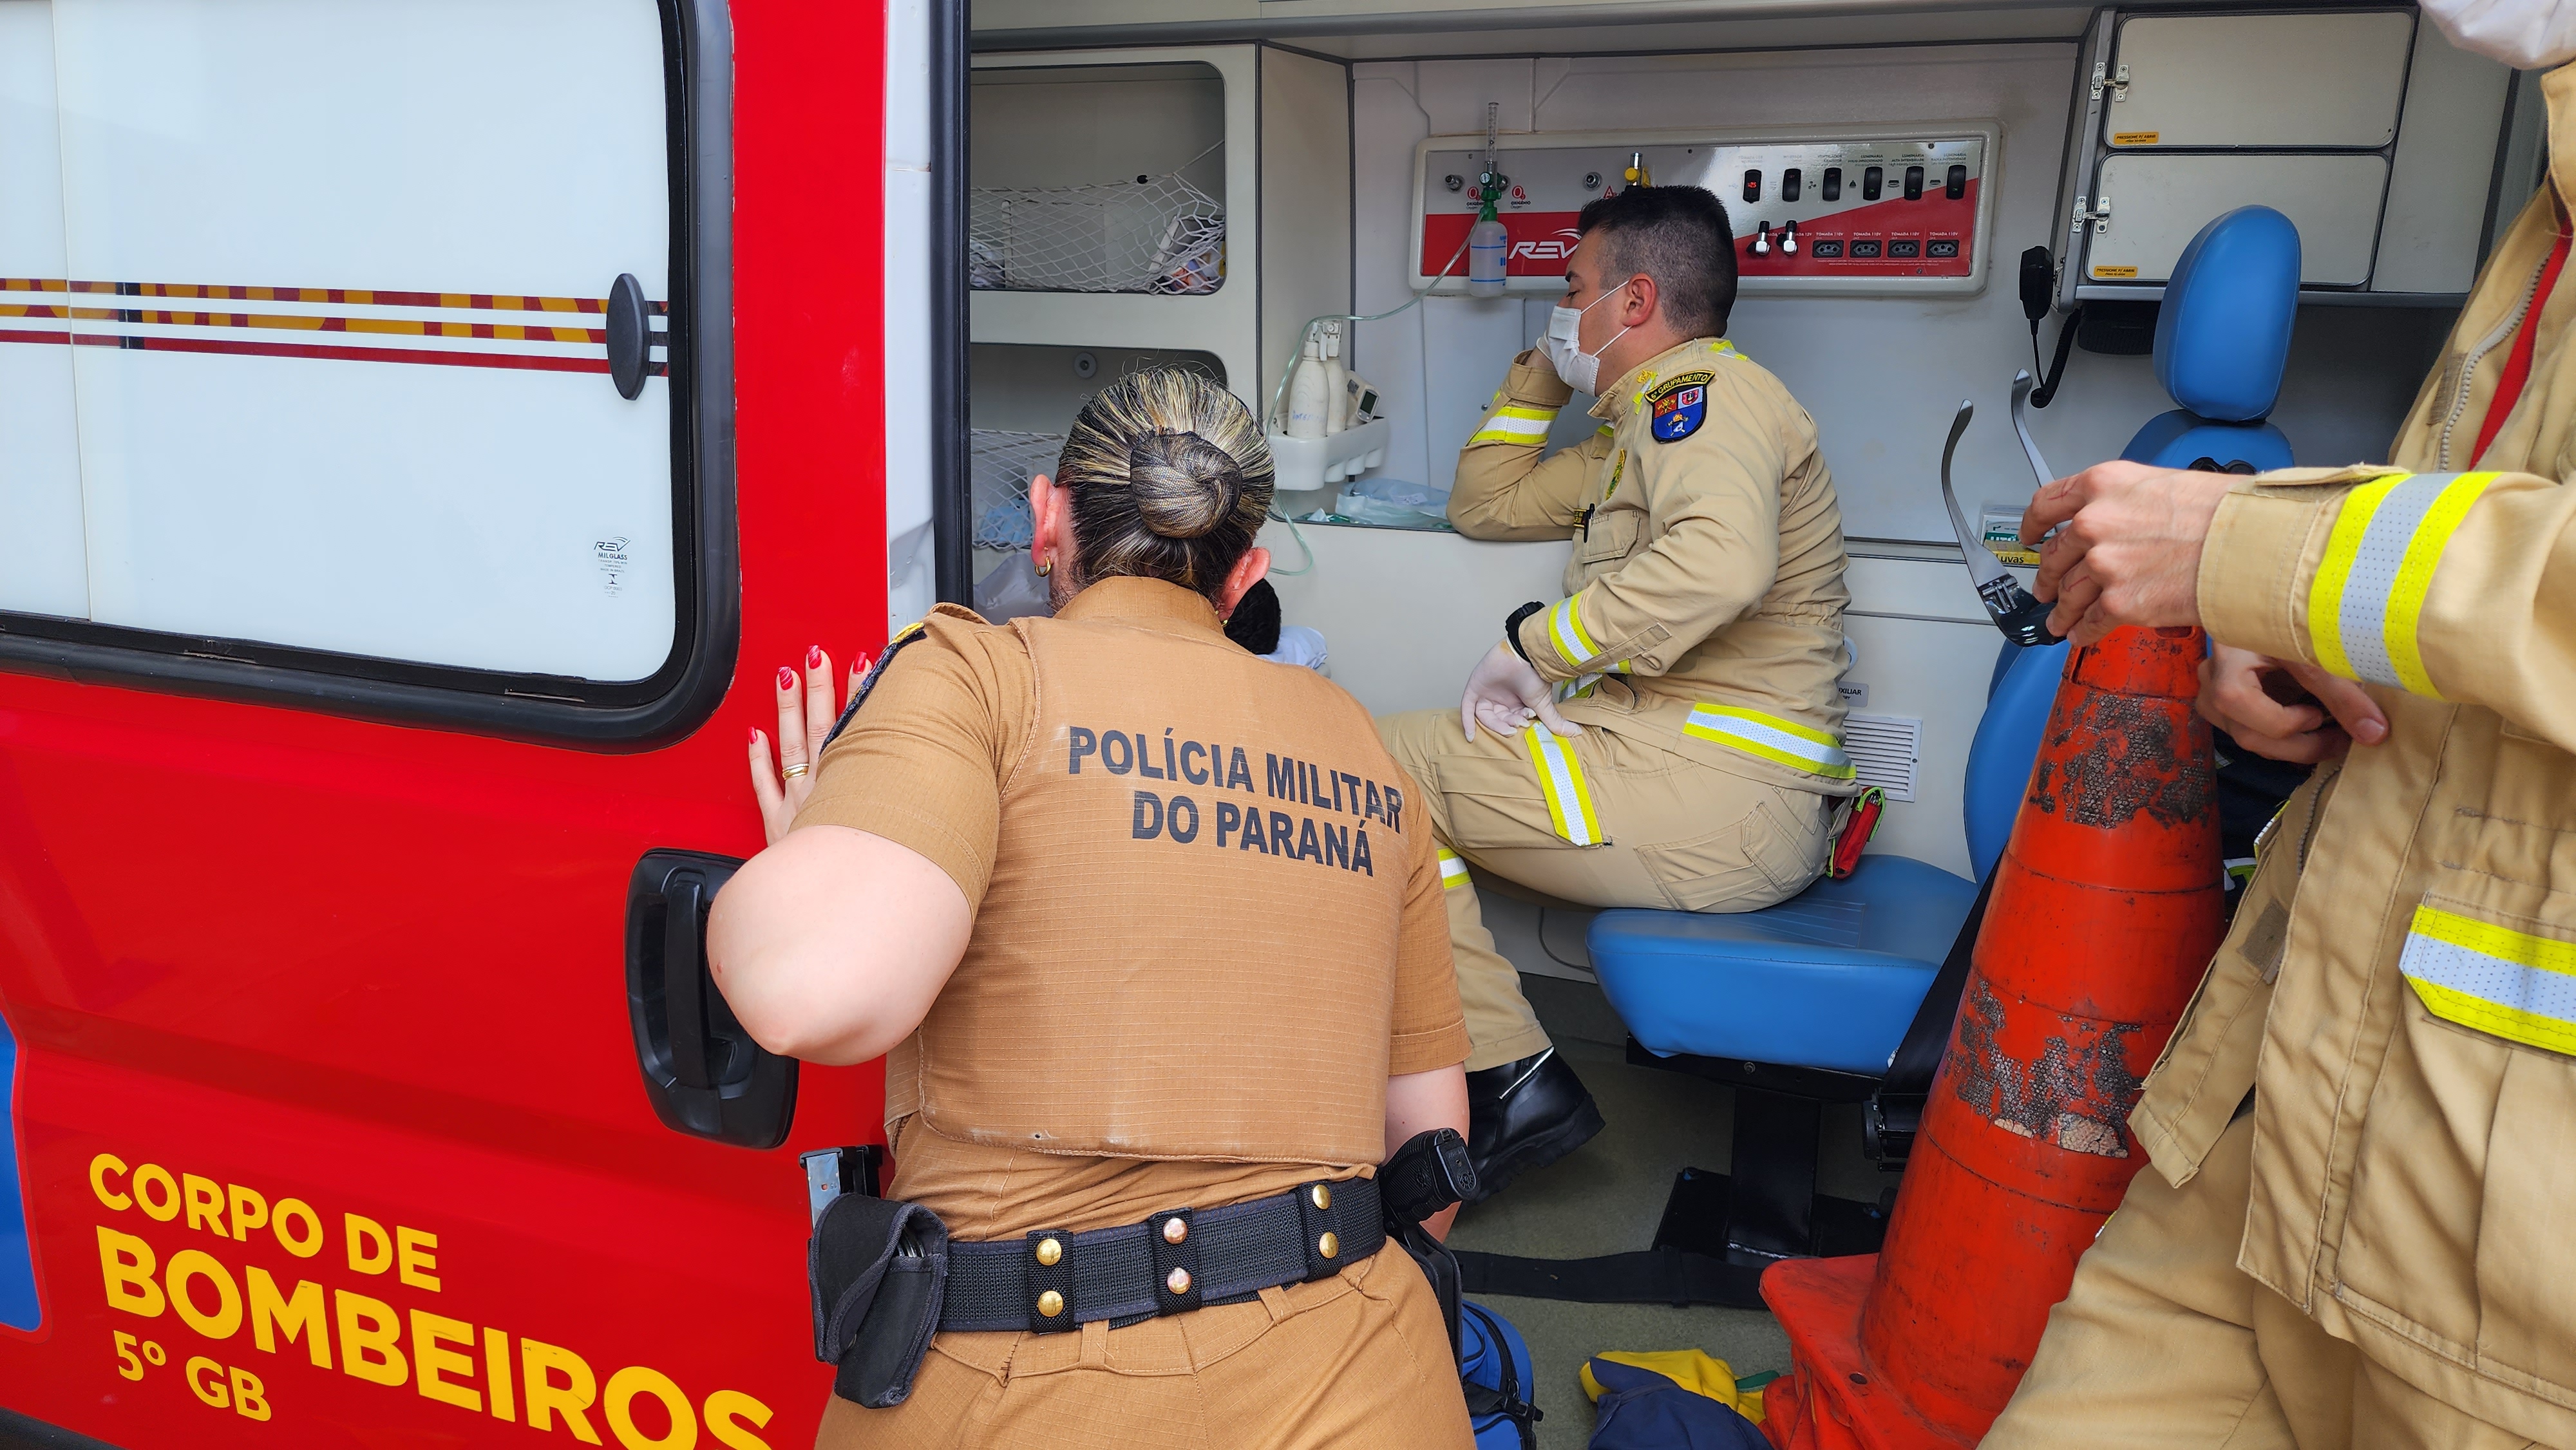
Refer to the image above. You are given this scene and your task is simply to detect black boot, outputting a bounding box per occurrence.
[1463,1048,1604,1203]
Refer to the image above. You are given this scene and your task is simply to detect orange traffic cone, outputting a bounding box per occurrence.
[1760,626,2226,1449]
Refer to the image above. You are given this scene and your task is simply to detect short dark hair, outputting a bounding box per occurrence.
[1575,185,1739,339]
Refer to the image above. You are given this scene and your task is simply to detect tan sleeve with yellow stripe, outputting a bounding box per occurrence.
[2198,464,2576,753]
[1448,349,1609,542]
[1511,386,1788,684]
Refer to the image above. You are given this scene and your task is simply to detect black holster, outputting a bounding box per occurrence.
[809,1192,949,1408]
[1380,1127,1477,1360]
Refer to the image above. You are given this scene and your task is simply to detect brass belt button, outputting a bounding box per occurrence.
[1162,1217,1188,1245]
[1308,1184,1332,1211]
[1318,1231,1340,1260]
[1035,1237,1063,1266]
[1037,1289,1065,1318]
[1166,1267,1192,1295]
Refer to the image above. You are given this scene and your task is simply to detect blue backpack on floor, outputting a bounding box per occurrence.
[1461,1301,1542,1449]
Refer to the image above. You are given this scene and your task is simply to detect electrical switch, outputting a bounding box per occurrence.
[1821,167,1842,202]
[1782,168,1802,203]
[1750,221,1772,256]
[1862,165,1883,201]
[1742,169,1761,203]
[1946,164,1967,200]
[1779,220,1799,255]
[1904,165,1924,201]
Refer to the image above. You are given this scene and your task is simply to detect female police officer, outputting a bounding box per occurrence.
[710,369,1476,1449]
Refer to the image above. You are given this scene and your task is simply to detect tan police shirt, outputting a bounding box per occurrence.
[2126,63,2576,1445]
[1451,337,1861,796]
[794,577,1470,1241]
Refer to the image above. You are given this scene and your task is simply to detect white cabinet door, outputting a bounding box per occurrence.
[3,0,680,684]
[2107,12,2415,150]
[2085,153,2388,287]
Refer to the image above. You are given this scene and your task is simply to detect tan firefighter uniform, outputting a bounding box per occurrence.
[1988,65,2576,1450]
[1380,337,1857,1069]
[793,577,1474,1450]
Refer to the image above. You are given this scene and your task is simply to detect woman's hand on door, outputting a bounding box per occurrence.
[749,645,871,845]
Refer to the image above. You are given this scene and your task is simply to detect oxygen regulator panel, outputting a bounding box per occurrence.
[1411,124,1999,298]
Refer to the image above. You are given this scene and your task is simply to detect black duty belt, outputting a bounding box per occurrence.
[938,1176,1384,1333]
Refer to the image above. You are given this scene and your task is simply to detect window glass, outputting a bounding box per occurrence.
[0,0,679,683]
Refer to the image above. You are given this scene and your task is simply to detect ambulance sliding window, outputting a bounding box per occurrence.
[0,0,732,744]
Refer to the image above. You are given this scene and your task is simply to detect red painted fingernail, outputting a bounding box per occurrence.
[807,645,824,670]
[748,727,761,743]
[777,666,795,690]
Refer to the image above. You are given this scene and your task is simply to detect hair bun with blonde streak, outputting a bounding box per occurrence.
[1125,429,1245,541]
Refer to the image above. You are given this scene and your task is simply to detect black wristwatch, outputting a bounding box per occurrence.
[1503,601,1546,664]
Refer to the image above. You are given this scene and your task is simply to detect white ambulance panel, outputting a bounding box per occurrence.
[2105,12,2415,150]
[2083,153,2387,287]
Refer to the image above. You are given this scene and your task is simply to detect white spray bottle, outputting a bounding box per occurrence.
[1323,323,1351,435]
[1285,327,1329,440]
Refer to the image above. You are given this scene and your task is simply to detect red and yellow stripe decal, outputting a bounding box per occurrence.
[0,277,665,377]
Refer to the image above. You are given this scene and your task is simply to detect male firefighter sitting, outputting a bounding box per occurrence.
[1380,184,1858,1199]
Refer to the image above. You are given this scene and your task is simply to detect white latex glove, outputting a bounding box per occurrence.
[1460,641,1581,742]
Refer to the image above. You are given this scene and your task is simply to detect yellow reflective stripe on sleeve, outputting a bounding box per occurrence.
[1437,847,1471,890]
[1682,704,1857,780]
[1468,405,1558,445]
[2398,903,2576,1056]
[1548,596,1601,668]
[1595,423,1615,438]
[2307,471,2495,697]
[1523,724,1602,846]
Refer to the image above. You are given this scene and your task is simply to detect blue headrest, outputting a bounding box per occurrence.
[2155,207,2300,423]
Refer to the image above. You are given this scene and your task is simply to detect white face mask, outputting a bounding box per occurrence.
[1540,288,1633,396]
[2421,0,2576,70]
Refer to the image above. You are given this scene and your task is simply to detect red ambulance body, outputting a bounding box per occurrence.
[0,3,901,1444]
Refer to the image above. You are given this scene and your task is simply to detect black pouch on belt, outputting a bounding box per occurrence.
[1379,1127,1477,1359]
[808,1192,950,1408]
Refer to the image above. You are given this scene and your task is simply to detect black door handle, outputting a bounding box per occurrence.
[625,850,797,1148]
[605,272,653,400]
[662,874,712,1090]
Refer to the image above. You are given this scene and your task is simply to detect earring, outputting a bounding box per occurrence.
[1035,558,1052,577]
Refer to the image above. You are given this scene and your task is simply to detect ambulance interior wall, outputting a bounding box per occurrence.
[1260,39,2461,891]
[968,64,1226,211]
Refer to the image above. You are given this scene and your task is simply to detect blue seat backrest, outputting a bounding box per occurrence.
[2121,207,2301,475]
[1964,639,2070,880]
[2155,206,2300,424]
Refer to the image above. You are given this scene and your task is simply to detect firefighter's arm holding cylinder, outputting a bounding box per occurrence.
[2023,459,2576,755]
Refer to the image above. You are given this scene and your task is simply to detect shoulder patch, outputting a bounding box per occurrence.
[1646,371,1715,444]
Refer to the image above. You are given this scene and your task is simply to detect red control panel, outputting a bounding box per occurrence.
[1414,129,1993,296]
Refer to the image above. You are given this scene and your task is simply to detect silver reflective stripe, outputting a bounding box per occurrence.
[2334,474,2451,688]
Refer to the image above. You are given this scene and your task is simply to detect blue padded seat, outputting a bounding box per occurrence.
[1590,640,2069,1077]
[2124,207,2302,474]
[1593,857,1978,1074]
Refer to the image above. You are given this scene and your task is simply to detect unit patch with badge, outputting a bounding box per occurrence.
[1647,371,1713,444]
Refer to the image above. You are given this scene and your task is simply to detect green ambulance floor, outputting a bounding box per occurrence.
[1443,975,1893,1448]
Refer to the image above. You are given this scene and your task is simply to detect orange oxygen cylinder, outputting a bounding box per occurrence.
[1761,626,2226,1449]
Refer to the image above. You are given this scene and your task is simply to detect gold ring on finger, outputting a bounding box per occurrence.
[782,762,810,780]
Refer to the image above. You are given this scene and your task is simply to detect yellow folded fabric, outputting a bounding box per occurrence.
[1578,1350,1768,1425]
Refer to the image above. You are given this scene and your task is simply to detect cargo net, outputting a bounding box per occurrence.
[970,168,1226,294]
[969,429,1065,550]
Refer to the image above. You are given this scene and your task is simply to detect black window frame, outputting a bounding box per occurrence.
[0,0,735,751]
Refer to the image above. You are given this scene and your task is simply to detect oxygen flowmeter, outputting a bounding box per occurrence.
[1467,103,1509,297]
